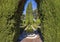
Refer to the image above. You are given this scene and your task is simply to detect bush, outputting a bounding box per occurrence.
[25,25,34,33]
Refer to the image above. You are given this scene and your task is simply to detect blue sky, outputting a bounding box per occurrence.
[23,0,37,14]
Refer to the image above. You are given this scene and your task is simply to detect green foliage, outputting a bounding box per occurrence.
[36,18,41,25]
[25,2,34,33]
[37,0,60,42]
[25,2,41,33]
[1,0,60,42]
[0,0,19,42]
[25,25,34,33]
[25,2,33,25]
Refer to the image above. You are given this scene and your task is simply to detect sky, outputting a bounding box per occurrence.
[23,0,37,14]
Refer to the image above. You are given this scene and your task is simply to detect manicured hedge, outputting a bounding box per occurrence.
[36,0,60,42]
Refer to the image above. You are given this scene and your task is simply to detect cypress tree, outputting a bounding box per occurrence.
[25,2,34,33]
[26,2,33,25]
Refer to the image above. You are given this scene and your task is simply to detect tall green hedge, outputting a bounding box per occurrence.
[0,0,19,42]
[0,0,60,42]
[36,0,60,42]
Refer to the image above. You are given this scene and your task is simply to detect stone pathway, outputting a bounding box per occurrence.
[17,30,43,42]
[20,34,42,42]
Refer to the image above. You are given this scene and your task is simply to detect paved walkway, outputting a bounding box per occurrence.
[20,34,42,42]
[17,30,43,42]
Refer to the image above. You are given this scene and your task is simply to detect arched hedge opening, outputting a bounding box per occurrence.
[0,0,60,42]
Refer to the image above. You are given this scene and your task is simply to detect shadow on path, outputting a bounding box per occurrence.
[37,28,44,42]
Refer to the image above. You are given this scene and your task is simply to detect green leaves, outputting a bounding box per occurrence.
[25,2,33,25]
[24,2,41,33]
[25,25,34,33]
[36,0,60,42]
[0,0,19,42]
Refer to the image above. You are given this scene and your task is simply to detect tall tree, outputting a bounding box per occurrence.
[26,2,33,25]
[25,2,34,33]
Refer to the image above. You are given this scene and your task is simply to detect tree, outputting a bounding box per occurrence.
[25,2,41,33]
[25,2,34,33]
[25,2,33,25]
